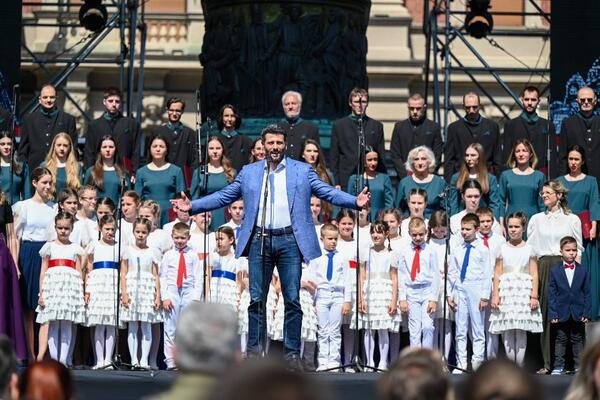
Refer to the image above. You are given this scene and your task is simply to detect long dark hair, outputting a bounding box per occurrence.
[89,135,125,191]
[0,131,22,176]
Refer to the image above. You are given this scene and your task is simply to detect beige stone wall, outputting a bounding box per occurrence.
[21,0,550,144]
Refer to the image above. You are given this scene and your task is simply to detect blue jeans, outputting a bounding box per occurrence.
[247,228,303,359]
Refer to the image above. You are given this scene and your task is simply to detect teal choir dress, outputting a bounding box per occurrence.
[0,163,30,203]
[84,167,130,200]
[395,175,447,219]
[347,173,394,221]
[47,166,82,198]
[190,169,232,230]
[499,169,545,221]
[135,164,185,226]
[449,173,501,218]
[558,175,600,320]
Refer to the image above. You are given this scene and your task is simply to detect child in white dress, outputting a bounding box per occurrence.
[489,212,543,366]
[354,221,398,370]
[120,217,163,369]
[84,215,121,369]
[209,226,240,310]
[36,212,85,365]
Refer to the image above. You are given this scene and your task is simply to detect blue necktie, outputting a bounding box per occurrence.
[326,251,335,281]
[460,243,472,282]
[235,227,240,238]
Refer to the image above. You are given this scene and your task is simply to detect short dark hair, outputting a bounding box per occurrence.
[103,86,122,99]
[261,124,286,139]
[560,236,577,250]
[461,212,480,228]
[475,207,493,218]
[464,359,541,400]
[521,85,540,98]
[166,97,186,111]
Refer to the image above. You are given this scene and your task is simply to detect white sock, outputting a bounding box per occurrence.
[128,322,139,365]
[94,326,106,365]
[240,333,247,355]
[378,330,389,369]
[140,322,152,367]
[503,329,527,366]
[48,321,59,361]
[59,321,72,365]
[343,324,355,365]
[104,326,116,365]
[66,323,77,366]
[364,329,375,367]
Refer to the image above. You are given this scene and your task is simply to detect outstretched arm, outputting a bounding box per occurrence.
[171,172,243,215]
[309,168,370,209]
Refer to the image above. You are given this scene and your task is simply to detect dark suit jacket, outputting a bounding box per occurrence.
[281,119,320,160]
[559,114,600,183]
[444,116,501,181]
[330,115,386,190]
[548,261,592,322]
[390,117,442,179]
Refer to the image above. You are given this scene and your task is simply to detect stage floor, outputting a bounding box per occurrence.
[71,370,574,400]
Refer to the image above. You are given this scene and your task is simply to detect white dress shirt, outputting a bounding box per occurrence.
[159,246,204,301]
[257,158,292,228]
[564,262,576,287]
[397,242,440,302]
[308,250,351,301]
[527,209,583,257]
[448,238,491,300]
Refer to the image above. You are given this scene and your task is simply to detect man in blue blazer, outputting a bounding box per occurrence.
[172,124,371,369]
[548,236,592,374]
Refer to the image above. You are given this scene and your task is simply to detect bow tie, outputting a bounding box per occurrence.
[564,263,575,270]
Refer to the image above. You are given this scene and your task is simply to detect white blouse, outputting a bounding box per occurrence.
[527,208,583,257]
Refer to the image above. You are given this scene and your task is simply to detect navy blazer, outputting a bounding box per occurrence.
[548,261,592,322]
[190,157,358,261]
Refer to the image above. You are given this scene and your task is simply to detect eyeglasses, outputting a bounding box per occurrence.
[578,98,595,104]
[168,109,183,113]
[539,191,556,198]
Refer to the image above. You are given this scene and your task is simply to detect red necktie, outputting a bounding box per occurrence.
[410,246,421,281]
[177,249,187,288]
[564,263,575,270]
[482,233,489,248]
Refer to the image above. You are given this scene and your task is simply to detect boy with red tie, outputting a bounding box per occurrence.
[398,217,440,348]
[549,236,592,375]
[160,222,204,369]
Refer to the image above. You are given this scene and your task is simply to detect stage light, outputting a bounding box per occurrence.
[465,0,493,39]
[79,0,108,32]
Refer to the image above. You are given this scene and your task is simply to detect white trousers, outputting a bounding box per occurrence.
[455,285,485,369]
[407,287,435,348]
[316,292,344,369]
[163,286,197,368]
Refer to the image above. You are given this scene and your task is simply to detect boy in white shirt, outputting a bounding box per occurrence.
[160,222,204,369]
[223,199,244,239]
[398,217,440,348]
[308,223,350,371]
[448,213,491,373]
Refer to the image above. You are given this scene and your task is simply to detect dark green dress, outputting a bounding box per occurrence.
[0,163,30,203]
[347,173,394,221]
[449,172,501,218]
[84,167,130,200]
[499,169,545,221]
[190,169,232,230]
[135,164,185,226]
[558,174,600,320]
[395,175,447,219]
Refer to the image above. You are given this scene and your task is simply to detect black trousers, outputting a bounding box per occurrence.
[553,317,585,371]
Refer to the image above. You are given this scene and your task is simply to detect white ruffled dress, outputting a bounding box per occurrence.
[488,243,543,334]
[120,245,163,324]
[85,241,122,327]
[237,257,250,335]
[209,253,240,311]
[36,242,86,324]
[300,264,317,342]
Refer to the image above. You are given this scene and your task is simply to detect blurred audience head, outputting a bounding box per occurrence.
[174,302,238,374]
[19,359,74,400]
[463,359,541,400]
[378,348,450,400]
[565,338,600,400]
[0,336,18,400]
[209,358,332,400]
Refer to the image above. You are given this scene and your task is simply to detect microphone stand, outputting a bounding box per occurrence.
[258,156,270,357]
[196,90,211,301]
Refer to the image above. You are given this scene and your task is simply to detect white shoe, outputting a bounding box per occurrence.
[452,367,464,374]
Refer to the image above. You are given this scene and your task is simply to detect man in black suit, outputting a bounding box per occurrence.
[444,92,501,181]
[18,84,77,168]
[151,97,198,187]
[559,86,600,182]
[280,90,320,160]
[330,88,386,190]
[390,93,442,179]
[0,108,11,132]
[83,87,142,174]
[502,86,556,177]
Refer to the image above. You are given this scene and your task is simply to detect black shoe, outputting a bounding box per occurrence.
[286,356,304,372]
[302,360,316,372]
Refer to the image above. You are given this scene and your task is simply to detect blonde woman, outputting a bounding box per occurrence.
[43,132,81,198]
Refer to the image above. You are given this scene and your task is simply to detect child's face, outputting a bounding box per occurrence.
[228,200,244,223]
[121,196,137,219]
[61,195,79,216]
[461,221,478,242]
[33,174,52,200]
[408,195,425,217]
[506,217,523,241]
[462,189,481,212]
[172,231,190,249]
[55,218,73,241]
[101,222,116,242]
[477,213,493,235]
[133,223,149,244]
[382,214,400,237]
[321,230,339,252]
[560,242,577,263]
[338,217,354,240]
[358,208,369,222]
[97,205,114,221]
[431,225,447,240]
[80,190,97,214]
[370,228,387,246]
[215,231,234,252]
[194,212,212,231]
[138,207,155,226]
[310,197,321,219]
[409,225,427,246]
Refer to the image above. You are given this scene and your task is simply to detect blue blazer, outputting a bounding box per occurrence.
[191,157,358,260]
[548,261,592,322]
